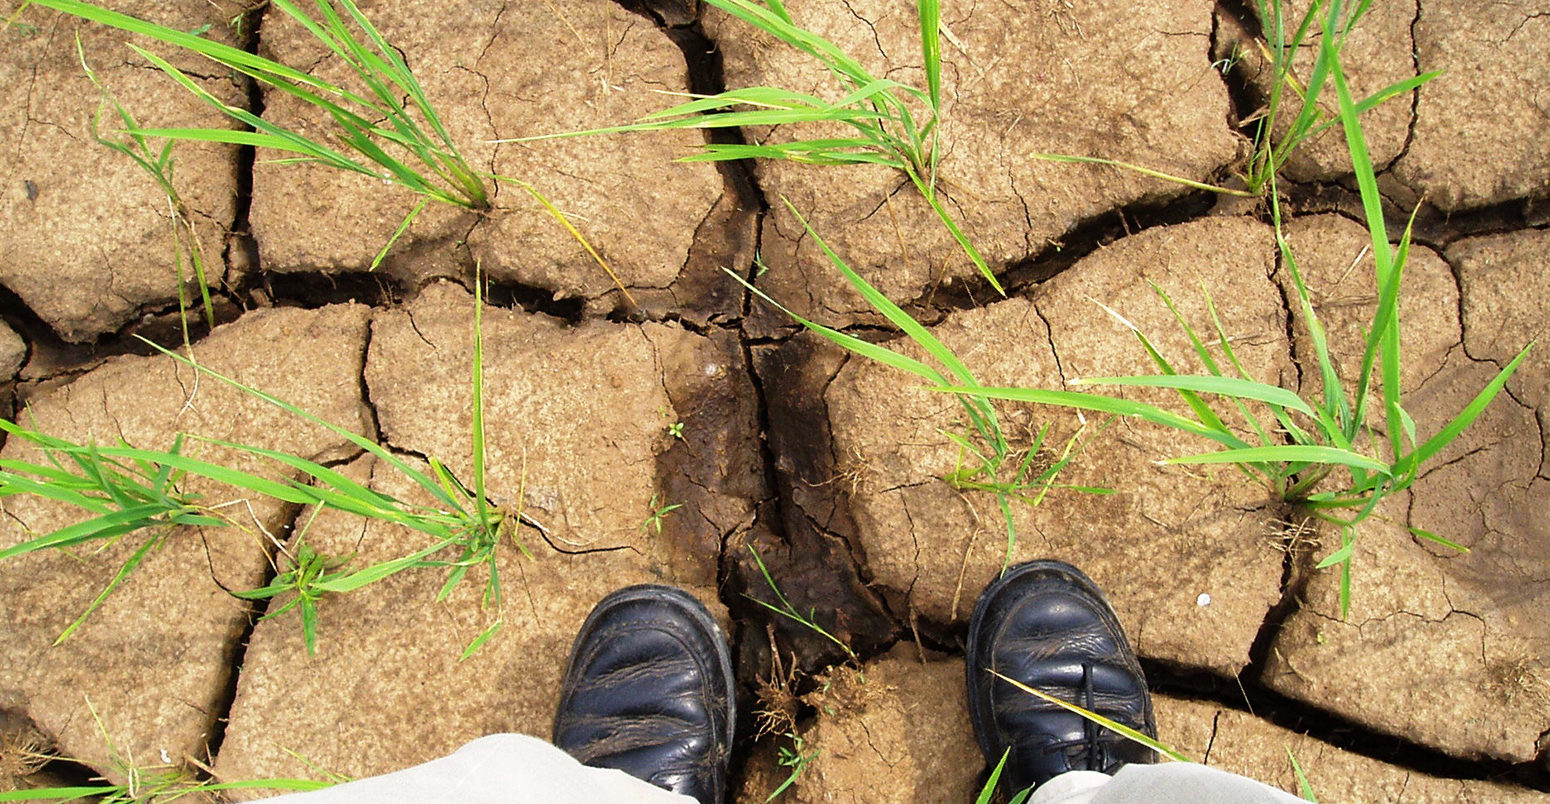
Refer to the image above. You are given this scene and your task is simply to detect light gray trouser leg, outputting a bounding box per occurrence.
[258,733,696,804]
[1029,763,1310,804]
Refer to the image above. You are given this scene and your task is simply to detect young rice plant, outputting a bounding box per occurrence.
[0,279,524,655]
[732,202,1106,572]
[23,0,631,298]
[1030,0,1437,198]
[929,21,1529,615]
[509,0,998,292]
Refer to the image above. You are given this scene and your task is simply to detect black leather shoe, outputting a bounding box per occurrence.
[966,560,1156,792]
[553,585,735,804]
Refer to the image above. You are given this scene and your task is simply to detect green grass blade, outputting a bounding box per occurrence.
[1394,343,1533,476]
[1073,375,1316,419]
[703,0,874,89]
[1029,153,1248,196]
[640,86,834,118]
[934,385,1250,448]
[989,670,1192,763]
[783,198,973,386]
[1269,178,1351,445]
[459,618,501,661]
[775,199,999,440]
[1288,748,1319,802]
[30,0,350,95]
[914,176,999,294]
[1167,444,1391,476]
[974,749,1012,804]
[472,266,490,541]
[55,533,162,643]
[1328,46,1403,455]
[728,270,945,384]
[1409,526,1468,553]
[1349,203,1418,443]
[370,197,428,271]
[140,339,463,512]
[917,0,941,111]
[0,787,120,800]
[315,540,452,593]
[0,504,169,560]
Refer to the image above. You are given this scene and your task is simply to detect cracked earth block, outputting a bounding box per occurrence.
[0,320,25,380]
[776,216,1288,675]
[1158,696,1547,801]
[251,0,747,321]
[780,647,983,804]
[713,0,1241,336]
[1448,227,1550,479]
[0,304,371,781]
[215,282,759,789]
[0,0,244,342]
[1262,219,1549,761]
[1214,0,1418,183]
[1391,0,1550,210]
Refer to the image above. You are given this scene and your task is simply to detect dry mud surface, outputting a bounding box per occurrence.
[1,0,1548,801]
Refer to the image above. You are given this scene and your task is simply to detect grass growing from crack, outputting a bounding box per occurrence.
[0,278,524,654]
[938,16,1531,616]
[509,0,998,292]
[1033,0,1437,197]
[77,40,217,332]
[764,731,818,802]
[747,544,858,664]
[23,0,634,300]
[733,200,1104,571]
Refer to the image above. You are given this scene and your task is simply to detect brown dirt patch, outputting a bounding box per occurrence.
[0,0,244,342]
[718,0,1241,336]
[251,0,751,322]
[0,304,370,780]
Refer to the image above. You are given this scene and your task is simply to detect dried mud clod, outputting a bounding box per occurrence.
[721,0,1242,336]
[0,304,372,781]
[250,0,752,323]
[0,0,245,342]
[212,282,765,792]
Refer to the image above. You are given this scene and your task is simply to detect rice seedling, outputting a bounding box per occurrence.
[747,544,858,665]
[764,731,817,802]
[77,40,217,332]
[933,20,1531,616]
[508,0,999,292]
[0,278,524,654]
[731,200,1103,571]
[0,425,226,645]
[21,0,632,299]
[1032,0,1438,197]
[639,494,682,536]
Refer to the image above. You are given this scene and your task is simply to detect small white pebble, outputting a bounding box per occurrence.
[160,748,171,764]
[1196,593,1212,607]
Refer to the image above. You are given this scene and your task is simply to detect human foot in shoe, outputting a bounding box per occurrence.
[553,585,735,804]
[966,560,1156,792]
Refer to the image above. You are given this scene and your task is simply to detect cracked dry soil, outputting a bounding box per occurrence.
[2,0,1549,801]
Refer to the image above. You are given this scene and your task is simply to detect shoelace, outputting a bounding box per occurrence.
[1033,662,1125,771]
